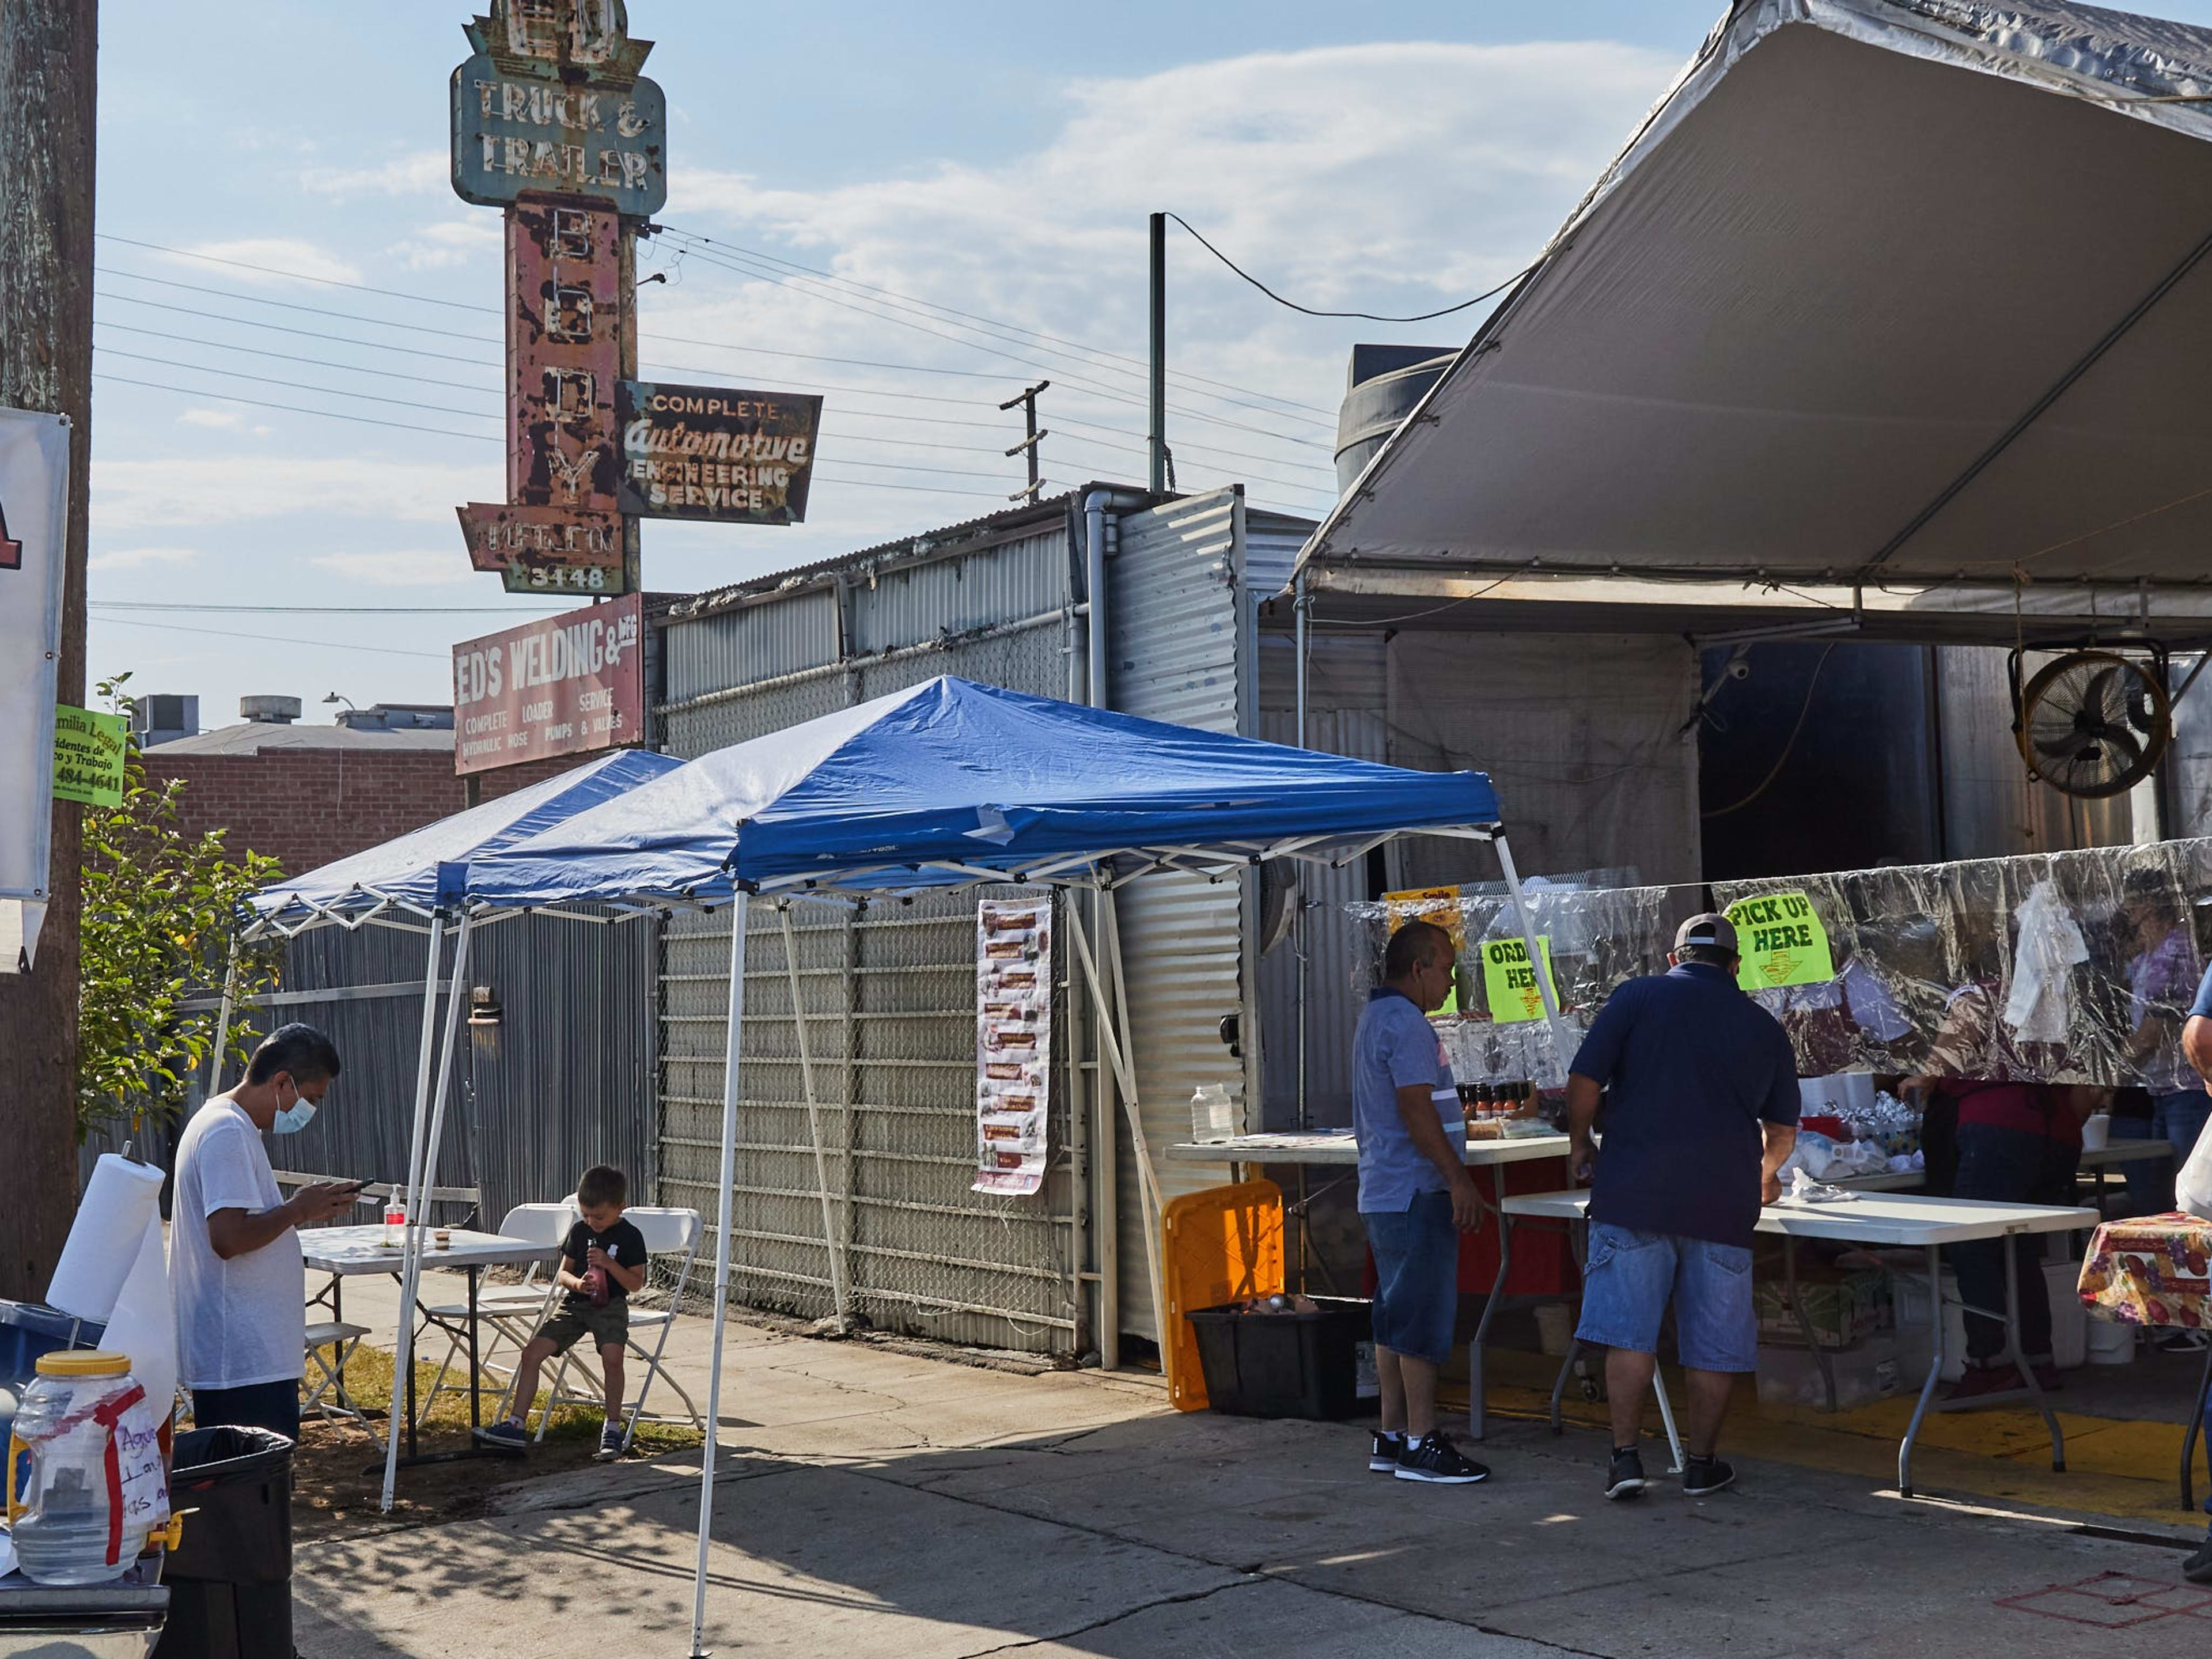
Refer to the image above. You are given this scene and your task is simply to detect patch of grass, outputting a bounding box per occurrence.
[300,1338,700,1453]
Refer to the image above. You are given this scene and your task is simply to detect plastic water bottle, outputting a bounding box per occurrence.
[7,1351,138,1586]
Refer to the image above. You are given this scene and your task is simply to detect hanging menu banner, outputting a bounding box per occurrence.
[1724,889,1836,990]
[974,897,1054,1197]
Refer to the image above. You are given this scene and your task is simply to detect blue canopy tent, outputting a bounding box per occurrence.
[461,677,1556,1657]
[224,748,683,1510]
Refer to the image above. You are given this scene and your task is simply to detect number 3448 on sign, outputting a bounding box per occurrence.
[504,562,617,595]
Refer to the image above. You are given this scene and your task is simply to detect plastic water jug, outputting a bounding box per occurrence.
[7,1350,153,1586]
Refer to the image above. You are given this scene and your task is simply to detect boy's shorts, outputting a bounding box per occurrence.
[536,1300,629,1355]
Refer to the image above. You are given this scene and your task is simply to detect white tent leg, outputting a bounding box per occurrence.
[1493,835,1575,1081]
[1066,891,1168,1356]
[204,934,240,1098]
[778,902,851,1327]
[692,894,748,1659]
[380,914,474,1513]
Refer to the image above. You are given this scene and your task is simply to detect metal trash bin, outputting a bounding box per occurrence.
[150,1427,293,1659]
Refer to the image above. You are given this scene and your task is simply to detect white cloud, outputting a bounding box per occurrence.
[298,150,447,199]
[177,407,245,430]
[94,455,498,531]
[89,545,198,571]
[389,217,501,272]
[310,549,480,588]
[650,40,1677,516]
[160,238,362,287]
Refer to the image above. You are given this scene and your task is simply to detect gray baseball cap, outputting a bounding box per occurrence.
[1673,912,1738,955]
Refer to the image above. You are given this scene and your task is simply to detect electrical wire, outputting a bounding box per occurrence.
[96,319,499,396]
[92,615,454,661]
[1700,643,1839,819]
[654,226,1338,420]
[92,602,565,613]
[1165,213,1537,323]
[96,233,499,314]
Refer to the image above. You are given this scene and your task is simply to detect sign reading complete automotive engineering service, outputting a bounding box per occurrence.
[618,381,823,524]
[452,592,644,776]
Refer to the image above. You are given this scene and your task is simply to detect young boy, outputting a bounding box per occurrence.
[480,1165,649,1460]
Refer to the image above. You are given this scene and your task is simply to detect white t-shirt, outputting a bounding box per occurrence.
[171,1098,304,1390]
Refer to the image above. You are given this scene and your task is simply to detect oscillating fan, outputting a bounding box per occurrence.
[2011,649,2172,799]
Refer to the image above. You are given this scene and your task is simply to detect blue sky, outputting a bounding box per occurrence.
[86,1,2212,724]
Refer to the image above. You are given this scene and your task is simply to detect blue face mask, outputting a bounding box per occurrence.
[272,1080,318,1135]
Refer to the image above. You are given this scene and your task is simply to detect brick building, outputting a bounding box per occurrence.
[142,697,577,877]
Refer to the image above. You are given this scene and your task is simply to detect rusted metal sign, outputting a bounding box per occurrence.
[618,381,824,524]
[508,200,622,510]
[450,2,666,217]
[455,502,623,596]
[452,592,644,775]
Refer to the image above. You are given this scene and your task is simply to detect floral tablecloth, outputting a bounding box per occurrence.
[2079,1213,2212,1330]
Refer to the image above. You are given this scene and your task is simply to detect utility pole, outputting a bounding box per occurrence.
[999,379,1049,504]
[0,0,97,1300]
[1148,213,1167,493]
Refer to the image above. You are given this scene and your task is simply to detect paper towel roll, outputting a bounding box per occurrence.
[101,1217,176,1423]
[47,1154,165,1323]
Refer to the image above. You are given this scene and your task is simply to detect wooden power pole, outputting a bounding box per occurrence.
[0,0,97,1300]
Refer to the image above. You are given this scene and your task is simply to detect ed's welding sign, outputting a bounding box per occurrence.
[618,381,823,524]
[452,592,643,776]
[1481,936,1556,1024]
[1725,889,1834,990]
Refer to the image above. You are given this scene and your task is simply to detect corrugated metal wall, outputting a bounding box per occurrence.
[140,911,654,1233]
[1105,490,1253,1343]
[653,526,1085,1353]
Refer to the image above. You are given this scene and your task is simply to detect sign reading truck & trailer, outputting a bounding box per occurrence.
[452,592,643,776]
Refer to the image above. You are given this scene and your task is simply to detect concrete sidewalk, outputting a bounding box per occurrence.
[293,1281,2212,1657]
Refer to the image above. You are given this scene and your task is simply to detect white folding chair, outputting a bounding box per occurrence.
[303,1319,379,1449]
[416,1200,575,1426]
[534,1206,705,1450]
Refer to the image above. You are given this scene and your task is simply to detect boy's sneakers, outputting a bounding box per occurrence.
[1368,1430,1406,1472]
[1681,1454,1736,1497]
[476,1419,528,1450]
[1604,1446,1646,1501]
[596,1423,626,1462]
[1393,1431,1490,1484]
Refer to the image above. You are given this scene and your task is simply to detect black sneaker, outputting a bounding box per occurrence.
[1368,1430,1406,1472]
[2154,1328,2210,1355]
[2184,1532,2212,1586]
[1604,1446,1646,1501]
[1393,1431,1490,1484]
[476,1419,528,1450]
[1681,1455,1737,1497]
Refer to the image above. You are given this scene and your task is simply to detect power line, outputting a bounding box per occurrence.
[666,237,1332,449]
[656,226,1339,421]
[92,614,456,661]
[96,233,499,315]
[96,319,499,396]
[97,346,502,419]
[96,267,494,344]
[96,289,504,369]
[92,601,565,614]
[1165,213,1535,323]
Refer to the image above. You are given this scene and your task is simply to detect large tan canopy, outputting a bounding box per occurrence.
[1301,1,2212,641]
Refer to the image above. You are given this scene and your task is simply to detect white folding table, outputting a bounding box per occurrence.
[1501,1190,2099,1497]
[301,1224,559,1464]
[1830,1136,2173,1200]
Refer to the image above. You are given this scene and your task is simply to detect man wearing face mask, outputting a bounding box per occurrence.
[172,1022,356,1440]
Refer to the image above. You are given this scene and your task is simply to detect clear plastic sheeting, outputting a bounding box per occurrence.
[1349,873,1688,1089]
[1715,840,2212,1086]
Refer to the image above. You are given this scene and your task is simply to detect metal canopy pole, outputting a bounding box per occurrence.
[1064,892,1168,1354]
[692,893,749,1659]
[380,912,473,1513]
[204,934,241,1097]
[1491,835,1574,1081]
[778,902,851,1327]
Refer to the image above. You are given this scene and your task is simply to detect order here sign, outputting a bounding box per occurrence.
[452,593,643,777]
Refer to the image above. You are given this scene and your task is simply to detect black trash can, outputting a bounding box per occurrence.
[1187,1296,1373,1419]
[152,1426,294,1659]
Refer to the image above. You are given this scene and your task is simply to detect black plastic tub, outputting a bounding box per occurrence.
[1186,1297,1372,1420]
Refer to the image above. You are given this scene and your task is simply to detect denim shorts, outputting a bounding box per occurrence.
[1363,1190,1460,1366]
[1574,1221,1757,1373]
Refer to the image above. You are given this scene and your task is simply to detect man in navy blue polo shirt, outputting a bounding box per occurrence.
[1566,912,1800,1502]
[1353,918,1488,1485]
